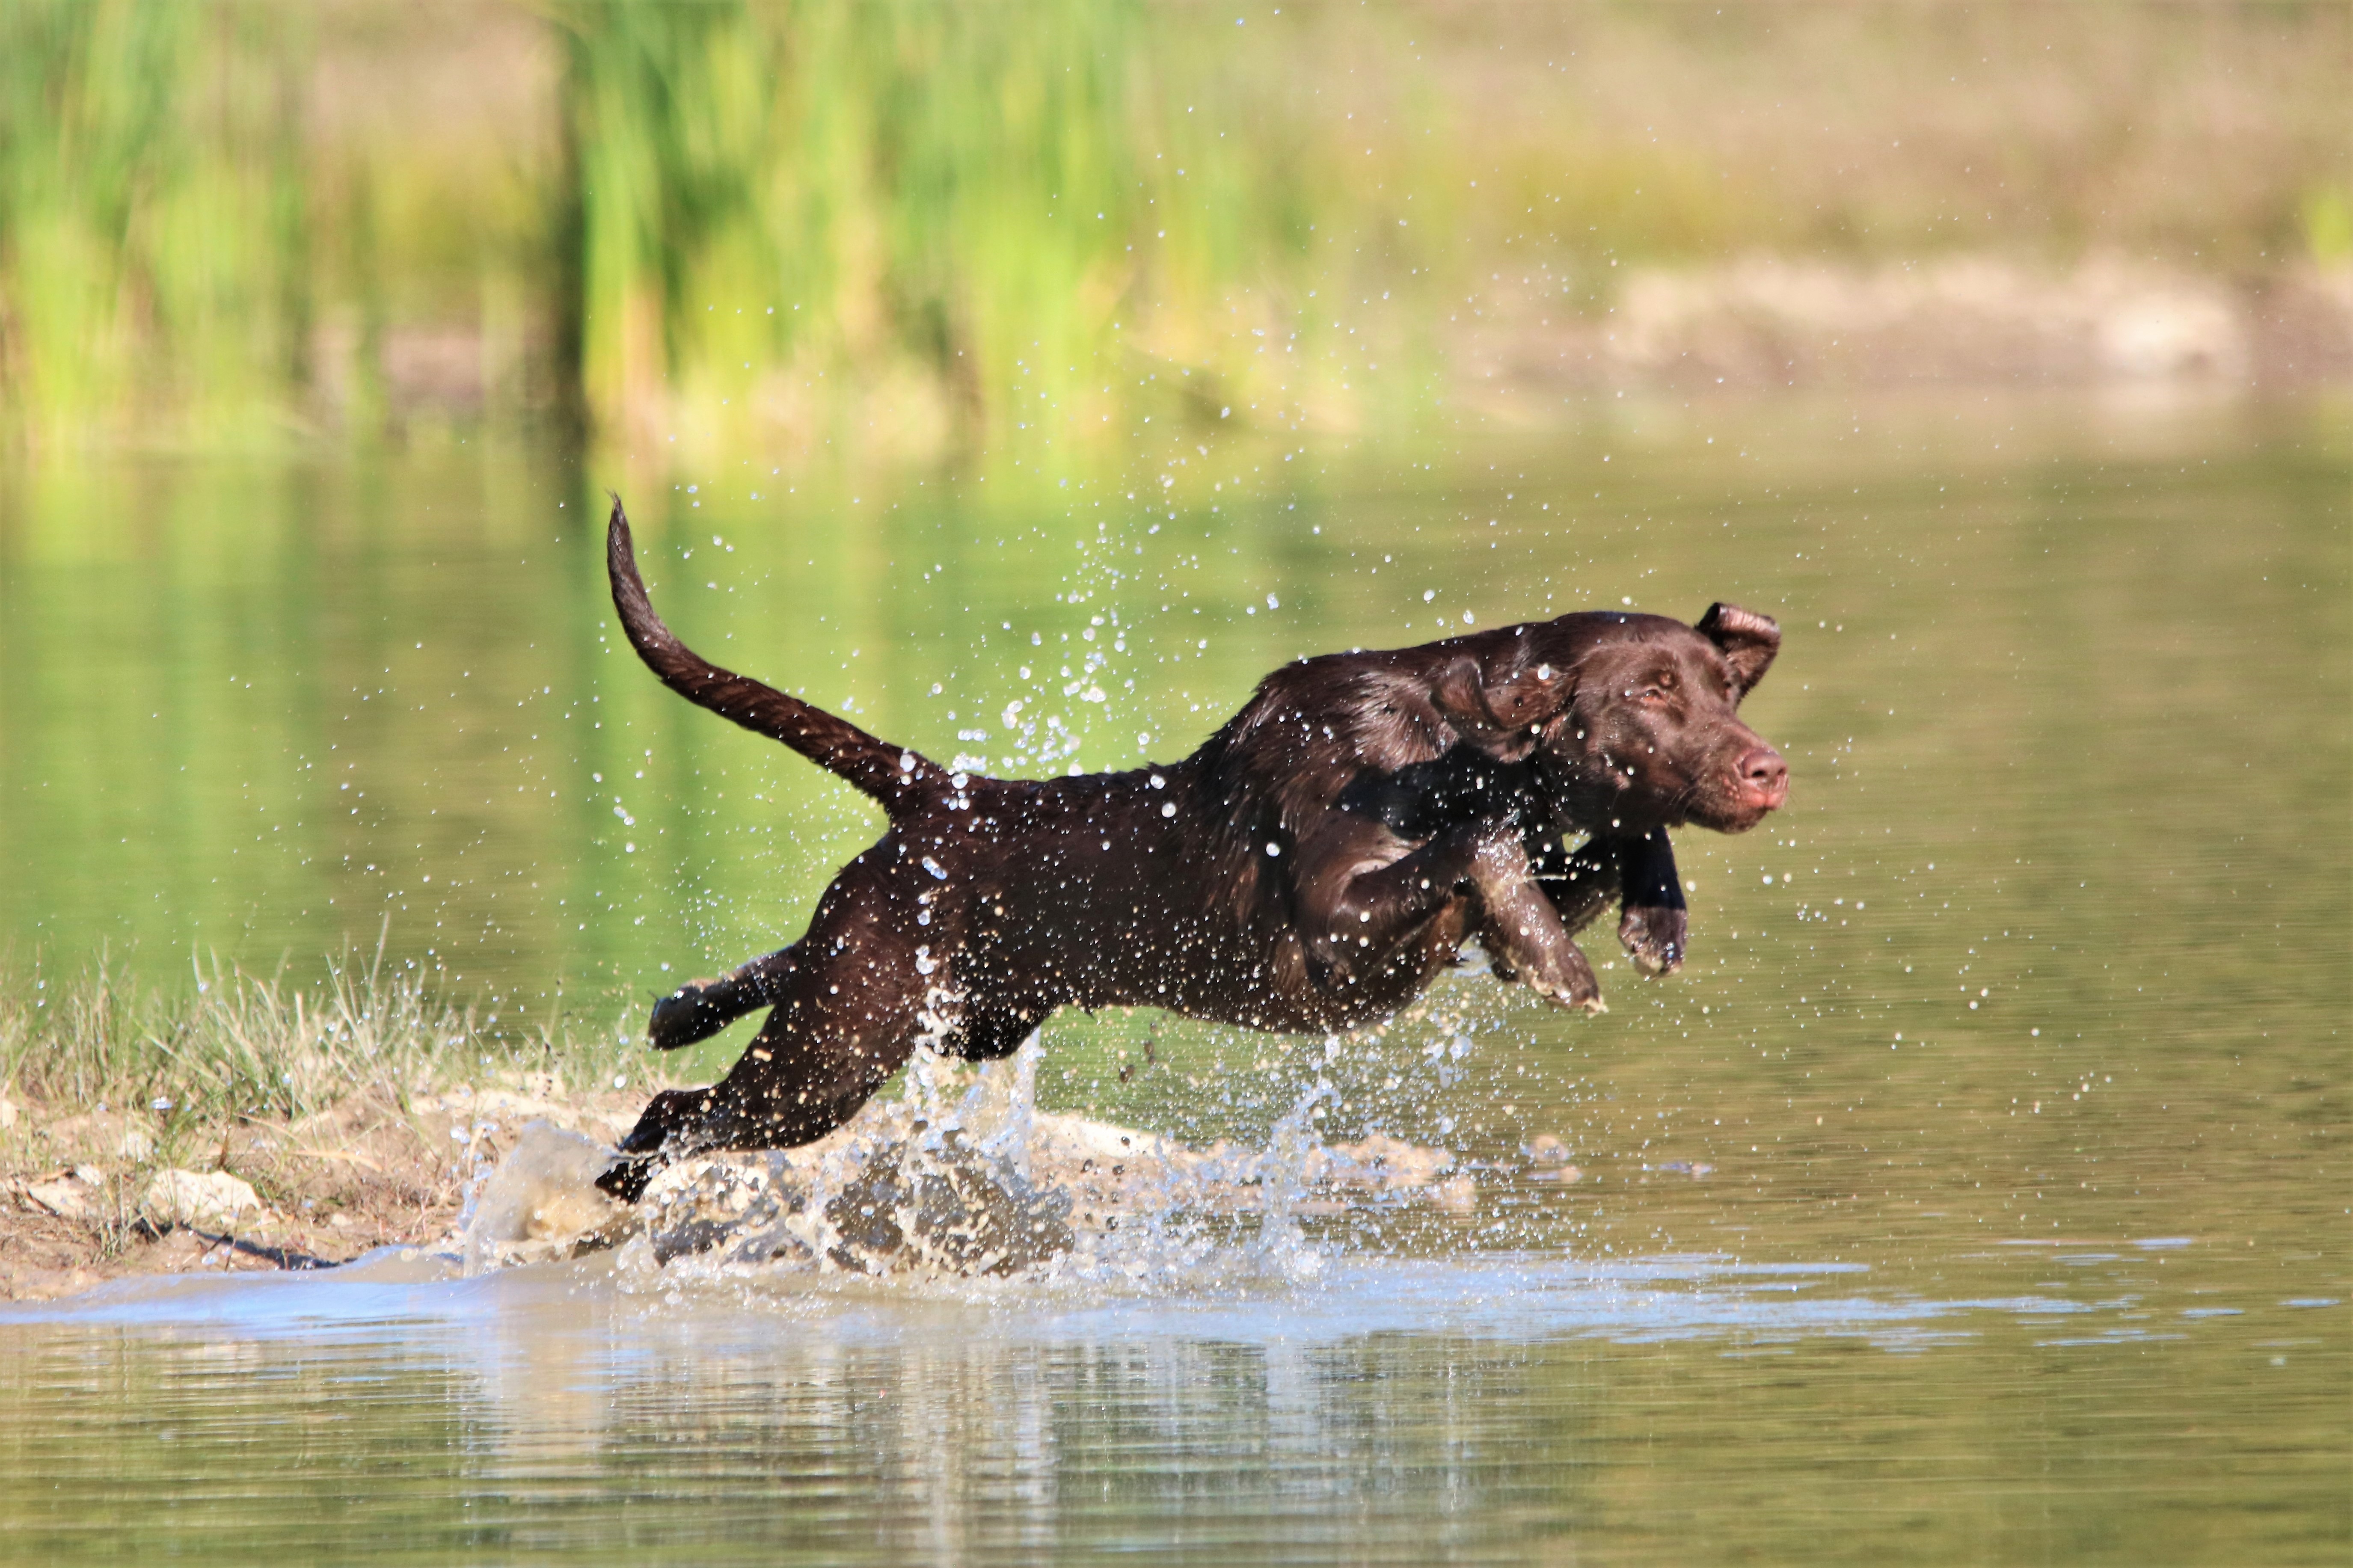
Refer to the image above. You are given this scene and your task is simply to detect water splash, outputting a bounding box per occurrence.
[460,1121,631,1276]
[1247,1075,1335,1280]
[456,1035,1466,1295]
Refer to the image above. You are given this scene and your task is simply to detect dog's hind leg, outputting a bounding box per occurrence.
[647,947,798,1050]
[598,905,934,1201]
[937,1002,1047,1062]
[597,1018,914,1202]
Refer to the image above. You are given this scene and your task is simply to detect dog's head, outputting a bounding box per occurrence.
[1498,605,1788,834]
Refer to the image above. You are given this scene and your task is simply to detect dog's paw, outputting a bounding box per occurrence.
[594,1155,656,1204]
[598,1086,715,1202]
[1516,937,1604,1014]
[648,977,733,1050]
[1619,904,1687,977]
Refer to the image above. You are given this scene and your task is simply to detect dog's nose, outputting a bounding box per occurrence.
[1737,746,1788,807]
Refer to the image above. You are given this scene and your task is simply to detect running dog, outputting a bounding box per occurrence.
[594,499,1786,1200]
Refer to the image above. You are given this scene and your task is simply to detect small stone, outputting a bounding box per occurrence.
[24,1174,98,1222]
[143,1169,264,1230]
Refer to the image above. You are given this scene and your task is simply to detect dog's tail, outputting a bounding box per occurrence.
[606,497,944,812]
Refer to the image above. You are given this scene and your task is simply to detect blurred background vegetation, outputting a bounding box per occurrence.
[0,0,2345,461]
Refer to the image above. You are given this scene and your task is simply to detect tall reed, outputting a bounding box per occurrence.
[0,0,313,446]
[554,1,1424,458]
[0,2,2342,456]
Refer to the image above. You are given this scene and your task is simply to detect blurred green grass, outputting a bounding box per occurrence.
[0,0,2345,456]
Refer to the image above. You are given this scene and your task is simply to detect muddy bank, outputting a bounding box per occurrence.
[338,254,2353,443]
[0,1076,652,1301]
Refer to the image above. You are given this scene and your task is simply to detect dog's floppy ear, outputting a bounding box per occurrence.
[1360,656,1557,766]
[1446,659,1543,762]
[1451,655,1580,761]
[1696,603,1780,696]
[1346,650,1574,768]
[1477,659,1572,734]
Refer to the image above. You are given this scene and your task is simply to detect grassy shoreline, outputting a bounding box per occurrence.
[0,953,671,1299]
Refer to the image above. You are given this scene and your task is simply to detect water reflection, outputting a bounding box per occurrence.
[0,1247,2343,1564]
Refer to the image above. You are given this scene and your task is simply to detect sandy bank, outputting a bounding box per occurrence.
[0,1075,1521,1301]
[0,1077,646,1301]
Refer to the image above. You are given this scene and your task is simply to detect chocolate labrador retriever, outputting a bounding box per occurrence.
[594,499,1786,1200]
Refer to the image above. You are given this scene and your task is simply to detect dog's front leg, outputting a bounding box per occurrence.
[1461,833,1605,1011]
[1530,828,1686,977]
[1612,827,1688,976]
[1298,822,1479,989]
[1313,825,1600,1011]
[1527,826,1619,936]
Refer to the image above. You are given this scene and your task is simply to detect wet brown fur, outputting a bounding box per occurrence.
[595,499,1786,1200]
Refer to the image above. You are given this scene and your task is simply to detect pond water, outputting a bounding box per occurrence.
[0,391,2346,1561]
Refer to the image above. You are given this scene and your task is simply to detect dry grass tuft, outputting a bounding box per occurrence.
[0,948,666,1299]
[0,939,640,1126]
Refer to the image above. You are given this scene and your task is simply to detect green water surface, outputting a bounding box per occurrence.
[0,393,2345,1563]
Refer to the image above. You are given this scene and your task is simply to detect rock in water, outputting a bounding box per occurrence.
[823,1127,1073,1277]
[640,1156,812,1267]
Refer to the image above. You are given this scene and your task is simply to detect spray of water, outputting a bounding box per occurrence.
[457,1026,1470,1296]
